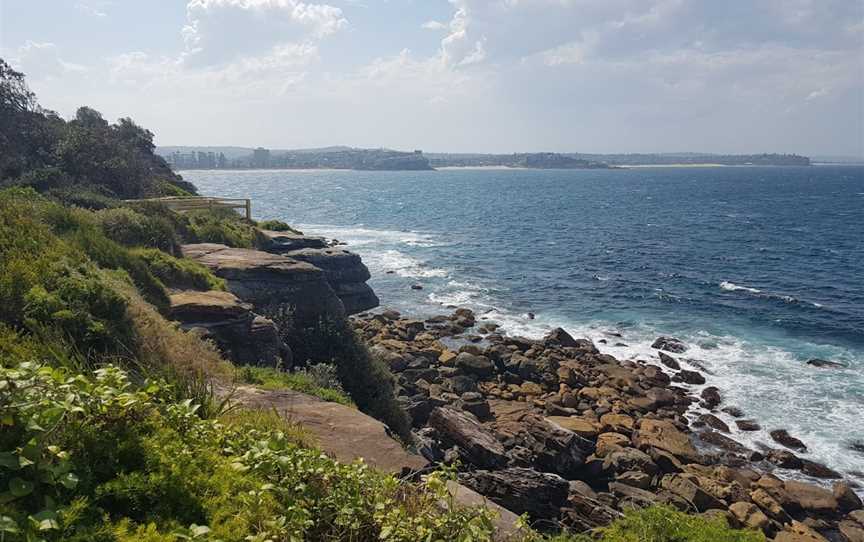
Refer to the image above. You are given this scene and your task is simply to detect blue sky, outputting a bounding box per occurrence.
[1,0,862,155]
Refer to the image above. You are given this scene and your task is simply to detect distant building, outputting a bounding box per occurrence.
[252,147,271,168]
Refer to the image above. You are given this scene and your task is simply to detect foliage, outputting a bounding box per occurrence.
[284,315,412,442]
[256,219,301,234]
[44,184,119,210]
[131,248,225,291]
[238,365,354,406]
[96,208,181,254]
[186,208,267,249]
[0,362,499,542]
[594,506,766,542]
[0,58,194,199]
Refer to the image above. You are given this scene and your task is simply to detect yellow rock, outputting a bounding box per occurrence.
[545,416,599,438]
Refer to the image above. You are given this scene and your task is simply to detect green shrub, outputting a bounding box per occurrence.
[594,505,766,542]
[186,208,267,249]
[238,365,354,406]
[95,207,181,254]
[256,219,301,234]
[284,315,412,442]
[0,362,498,542]
[44,184,120,210]
[124,201,194,243]
[132,248,225,291]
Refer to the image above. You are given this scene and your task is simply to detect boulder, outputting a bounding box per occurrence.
[773,520,829,542]
[454,352,495,378]
[600,413,635,435]
[658,352,681,370]
[750,488,792,523]
[783,480,838,514]
[181,243,345,323]
[697,414,730,433]
[800,459,841,479]
[544,327,580,348]
[602,448,659,477]
[634,419,700,463]
[462,468,570,520]
[834,482,864,512]
[502,414,594,477]
[280,247,379,314]
[545,416,599,439]
[659,474,725,512]
[673,369,706,385]
[428,407,508,469]
[838,519,864,542]
[596,432,630,458]
[700,386,722,409]
[770,429,808,452]
[651,336,688,353]
[736,419,761,431]
[616,470,652,490]
[728,501,770,533]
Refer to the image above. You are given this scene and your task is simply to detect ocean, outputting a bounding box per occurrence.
[183,165,864,484]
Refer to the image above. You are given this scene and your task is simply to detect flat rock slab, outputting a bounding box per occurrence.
[228,384,427,473]
[261,229,328,252]
[168,290,251,322]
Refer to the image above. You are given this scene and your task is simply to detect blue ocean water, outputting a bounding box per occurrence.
[184,165,864,482]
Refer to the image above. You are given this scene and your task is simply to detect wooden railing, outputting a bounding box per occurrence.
[125,196,252,220]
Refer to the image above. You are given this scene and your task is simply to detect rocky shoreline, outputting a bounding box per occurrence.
[353,308,863,541]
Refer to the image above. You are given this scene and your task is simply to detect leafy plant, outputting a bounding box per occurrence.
[238,365,354,406]
[131,248,226,292]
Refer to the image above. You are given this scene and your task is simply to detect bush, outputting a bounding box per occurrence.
[44,184,120,210]
[186,208,267,249]
[238,365,354,406]
[132,248,225,291]
[0,362,498,542]
[96,207,181,254]
[284,315,412,442]
[595,505,766,542]
[256,219,301,234]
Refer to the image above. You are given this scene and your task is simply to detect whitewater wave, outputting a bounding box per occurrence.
[297,224,444,248]
[720,281,761,293]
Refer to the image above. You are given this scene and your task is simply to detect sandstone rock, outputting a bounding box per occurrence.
[182,243,345,323]
[279,247,379,314]
[438,350,457,364]
[635,418,700,463]
[839,520,864,542]
[697,414,731,433]
[564,488,622,532]
[609,481,660,509]
[169,291,288,366]
[722,406,745,418]
[736,419,761,431]
[728,501,770,533]
[600,413,635,435]
[783,480,838,514]
[770,429,808,452]
[773,520,829,542]
[674,369,706,385]
[503,415,595,478]
[652,336,688,353]
[751,488,792,523]
[698,430,751,454]
[765,449,803,469]
[658,352,681,370]
[260,229,327,252]
[596,432,630,458]
[800,459,841,479]
[701,386,722,408]
[616,470,652,490]
[462,468,569,520]
[545,416,599,439]
[603,448,659,477]
[834,481,864,512]
[454,352,495,378]
[544,327,580,348]
[428,407,508,468]
[660,474,725,512]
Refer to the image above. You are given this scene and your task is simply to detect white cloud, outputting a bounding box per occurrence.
[182,0,347,66]
[75,1,110,18]
[8,41,87,79]
[421,20,447,30]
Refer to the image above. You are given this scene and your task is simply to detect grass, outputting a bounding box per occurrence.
[131,247,226,291]
[256,219,302,234]
[237,365,355,406]
[186,208,268,249]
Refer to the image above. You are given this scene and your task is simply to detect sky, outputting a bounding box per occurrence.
[1,0,862,156]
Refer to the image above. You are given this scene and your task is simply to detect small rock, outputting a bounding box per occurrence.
[773,520,830,542]
[722,406,745,418]
[697,414,730,433]
[527,312,535,320]
[806,358,845,369]
[770,429,808,452]
[834,481,864,512]
[728,501,770,533]
[616,470,652,490]
[736,419,761,431]
[411,284,423,290]
[658,352,681,370]
[674,369,706,385]
[800,459,841,479]
[651,336,688,353]
[700,386,722,409]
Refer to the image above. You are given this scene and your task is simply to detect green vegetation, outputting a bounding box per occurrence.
[95,207,182,254]
[0,362,497,542]
[237,365,354,406]
[256,219,301,234]
[132,248,226,291]
[186,208,268,249]
[280,315,412,442]
[595,506,765,542]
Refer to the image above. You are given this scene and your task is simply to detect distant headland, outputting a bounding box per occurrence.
[156,145,812,171]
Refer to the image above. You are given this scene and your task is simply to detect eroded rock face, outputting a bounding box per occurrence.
[168,290,289,366]
[428,407,508,469]
[260,229,328,252]
[461,468,570,520]
[181,243,345,323]
[278,247,379,314]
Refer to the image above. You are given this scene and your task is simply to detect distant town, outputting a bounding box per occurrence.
[157,146,812,171]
